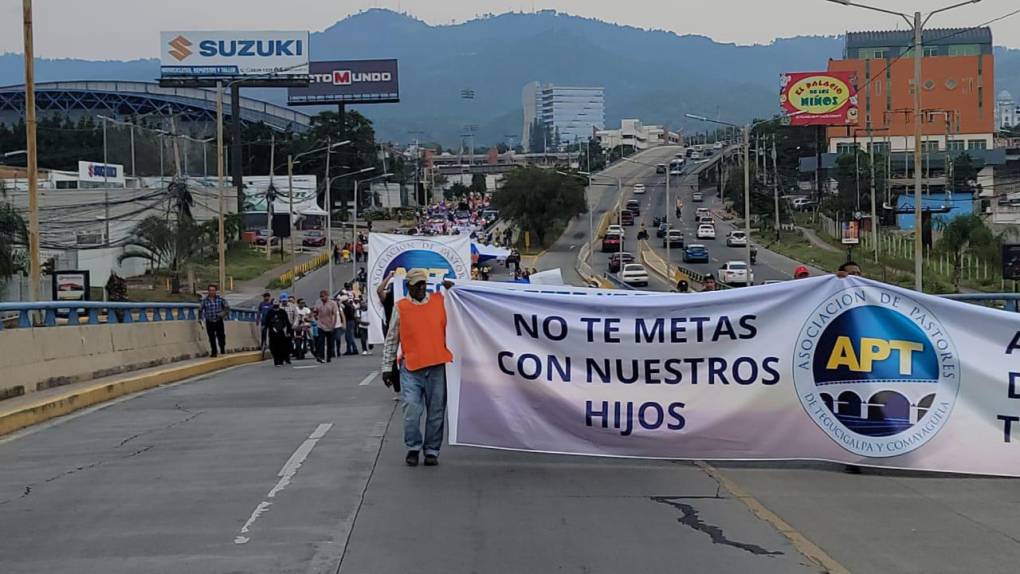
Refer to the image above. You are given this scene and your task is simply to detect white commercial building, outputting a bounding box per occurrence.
[595,119,679,151]
[522,83,605,151]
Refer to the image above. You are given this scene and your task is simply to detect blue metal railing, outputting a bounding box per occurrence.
[940,293,1020,313]
[0,301,258,330]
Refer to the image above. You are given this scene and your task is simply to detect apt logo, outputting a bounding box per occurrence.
[792,285,960,458]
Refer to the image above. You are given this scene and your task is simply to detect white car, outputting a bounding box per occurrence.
[607,224,624,236]
[620,263,649,287]
[726,230,748,247]
[718,261,754,286]
[633,184,646,195]
[713,142,724,150]
[696,224,717,240]
[695,207,710,219]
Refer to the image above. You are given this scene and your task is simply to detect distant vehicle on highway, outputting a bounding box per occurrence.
[713,142,724,150]
[633,183,646,195]
[620,263,649,287]
[683,244,710,263]
[619,210,635,226]
[718,260,753,286]
[670,167,683,176]
[607,224,624,236]
[608,252,635,273]
[690,151,703,160]
[692,191,704,202]
[254,229,277,246]
[625,199,641,216]
[663,229,685,248]
[656,164,667,174]
[302,230,327,247]
[653,216,665,226]
[695,207,710,219]
[656,222,669,238]
[696,224,717,240]
[704,149,714,157]
[726,230,748,247]
[601,232,623,252]
[685,148,694,158]
[696,216,715,226]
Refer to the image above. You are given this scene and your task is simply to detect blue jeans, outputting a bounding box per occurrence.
[400,364,447,456]
[344,325,358,354]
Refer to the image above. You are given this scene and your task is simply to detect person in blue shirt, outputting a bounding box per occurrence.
[199,284,229,357]
[256,292,274,350]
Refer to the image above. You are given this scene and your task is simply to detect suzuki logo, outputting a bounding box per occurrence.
[168,36,192,61]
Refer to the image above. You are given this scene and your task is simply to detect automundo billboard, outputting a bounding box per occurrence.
[780,71,859,126]
[287,59,400,105]
[160,31,309,78]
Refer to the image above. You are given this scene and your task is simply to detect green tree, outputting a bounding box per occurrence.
[579,137,606,173]
[828,149,887,219]
[935,214,997,292]
[444,182,470,201]
[492,167,586,247]
[951,153,979,194]
[0,201,26,284]
[470,173,487,194]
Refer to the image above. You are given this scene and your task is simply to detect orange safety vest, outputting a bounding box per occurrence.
[397,291,454,371]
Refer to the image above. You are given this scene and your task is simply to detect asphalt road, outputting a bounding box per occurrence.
[541,146,825,291]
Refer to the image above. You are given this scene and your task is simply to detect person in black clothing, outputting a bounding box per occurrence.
[377,271,396,336]
[340,296,359,355]
[265,301,293,366]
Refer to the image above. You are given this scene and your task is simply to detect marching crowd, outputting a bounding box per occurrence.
[255,280,374,367]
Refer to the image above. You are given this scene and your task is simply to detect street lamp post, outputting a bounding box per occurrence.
[351,172,392,284]
[825,0,984,291]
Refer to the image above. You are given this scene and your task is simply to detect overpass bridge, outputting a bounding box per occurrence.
[0,81,312,133]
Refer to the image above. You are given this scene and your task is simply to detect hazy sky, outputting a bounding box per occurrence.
[2,0,1019,59]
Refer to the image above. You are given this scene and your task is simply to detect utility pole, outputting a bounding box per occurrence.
[266,133,275,260]
[743,125,752,270]
[216,81,226,291]
[325,137,333,295]
[869,125,878,263]
[586,139,594,271]
[102,116,110,248]
[288,155,295,280]
[22,0,40,303]
[772,134,780,241]
[826,0,985,292]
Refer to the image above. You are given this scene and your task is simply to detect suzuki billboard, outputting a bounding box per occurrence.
[780,72,859,126]
[287,59,400,105]
[160,31,309,78]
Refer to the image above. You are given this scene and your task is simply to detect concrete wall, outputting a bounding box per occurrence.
[0,320,258,401]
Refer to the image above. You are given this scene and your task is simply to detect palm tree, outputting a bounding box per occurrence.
[935,214,996,292]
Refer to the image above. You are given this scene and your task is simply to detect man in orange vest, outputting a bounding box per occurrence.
[381,268,455,467]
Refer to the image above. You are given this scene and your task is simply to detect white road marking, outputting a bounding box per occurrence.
[233,422,333,544]
[358,371,379,386]
[293,365,318,370]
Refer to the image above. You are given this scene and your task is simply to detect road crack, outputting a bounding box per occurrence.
[652,496,784,557]
[117,406,204,447]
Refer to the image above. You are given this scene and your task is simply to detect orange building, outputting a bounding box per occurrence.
[825,28,994,155]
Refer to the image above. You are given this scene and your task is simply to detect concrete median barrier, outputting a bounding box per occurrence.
[0,320,259,401]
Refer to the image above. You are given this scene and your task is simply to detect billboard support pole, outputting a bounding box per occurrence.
[216,81,226,292]
[231,84,243,214]
[338,103,345,141]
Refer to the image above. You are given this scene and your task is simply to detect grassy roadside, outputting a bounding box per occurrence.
[755,216,1003,293]
[124,244,285,302]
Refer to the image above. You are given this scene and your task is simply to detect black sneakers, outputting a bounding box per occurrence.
[405,450,420,466]
[424,454,439,467]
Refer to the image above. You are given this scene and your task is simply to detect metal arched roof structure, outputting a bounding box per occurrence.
[0,80,311,132]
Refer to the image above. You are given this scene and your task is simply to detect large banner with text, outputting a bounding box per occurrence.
[367,233,471,344]
[445,277,1020,476]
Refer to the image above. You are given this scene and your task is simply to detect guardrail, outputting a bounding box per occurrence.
[603,272,637,290]
[0,301,258,330]
[941,293,1019,313]
[277,249,330,287]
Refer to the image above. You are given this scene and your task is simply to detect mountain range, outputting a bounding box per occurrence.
[1,9,1018,147]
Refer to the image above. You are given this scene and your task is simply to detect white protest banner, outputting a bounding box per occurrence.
[367,233,471,344]
[445,277,1020,476]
